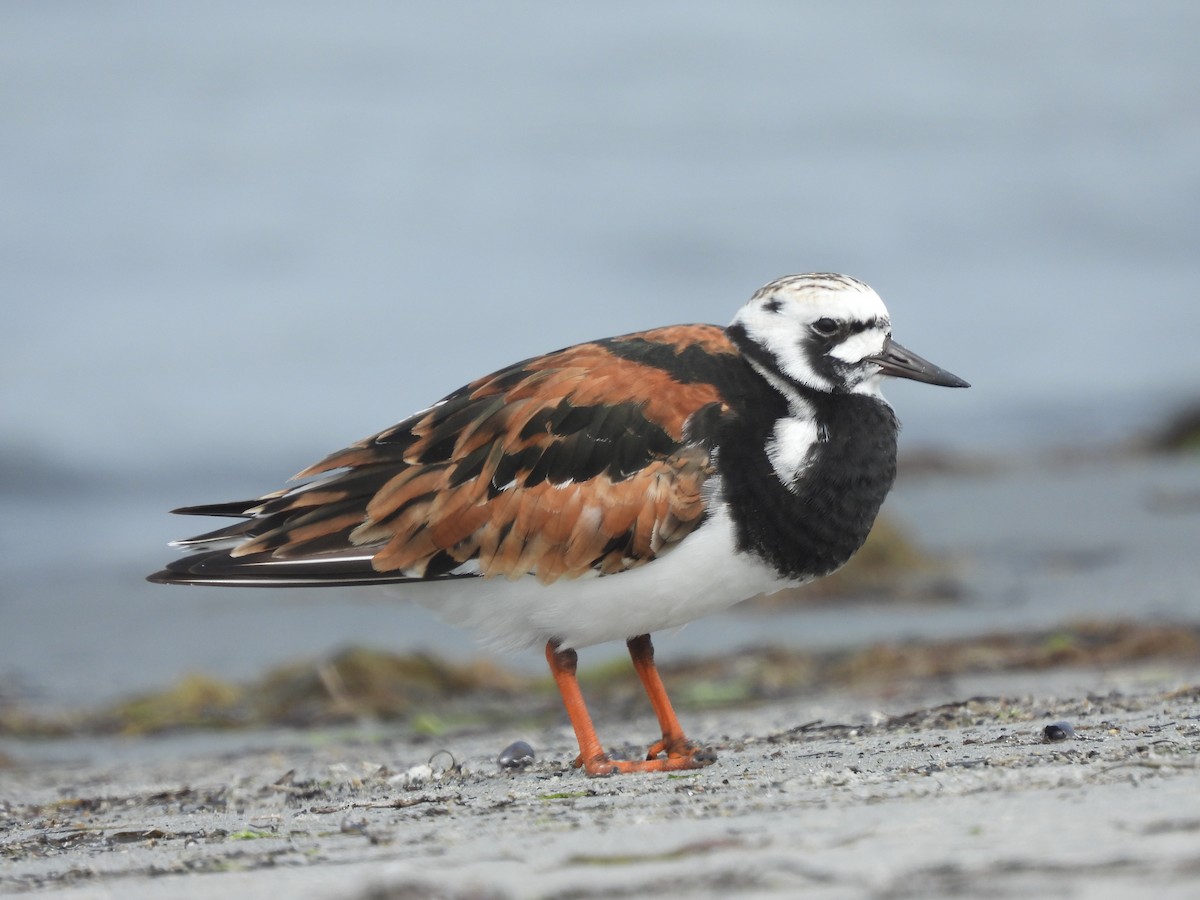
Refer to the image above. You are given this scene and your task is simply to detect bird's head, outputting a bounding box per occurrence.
[727,273,969,397]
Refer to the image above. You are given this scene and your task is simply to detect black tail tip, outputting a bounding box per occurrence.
[147,566,193,585]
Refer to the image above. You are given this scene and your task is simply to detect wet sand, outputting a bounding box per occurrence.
[4,664,1199,899]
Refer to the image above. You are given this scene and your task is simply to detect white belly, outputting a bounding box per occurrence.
[391,499,795,651]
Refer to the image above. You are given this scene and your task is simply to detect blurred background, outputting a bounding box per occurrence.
[3,2,1198,712]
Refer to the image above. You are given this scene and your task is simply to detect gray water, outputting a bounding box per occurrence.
[3,2,1199,708]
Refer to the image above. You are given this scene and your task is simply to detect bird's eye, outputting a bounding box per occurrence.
[812,317,839,336]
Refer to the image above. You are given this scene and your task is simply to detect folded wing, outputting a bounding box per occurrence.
[149,325,741,587]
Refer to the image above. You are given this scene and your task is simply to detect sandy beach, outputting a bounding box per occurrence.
[4,658,1199,899]
[4,451,1200,898]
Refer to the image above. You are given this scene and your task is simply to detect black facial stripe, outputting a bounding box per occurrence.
[726,322,788,383]
[728,317,887,395]
[802,332,843,387]
[729,322,842,391]
[844,317,887,335]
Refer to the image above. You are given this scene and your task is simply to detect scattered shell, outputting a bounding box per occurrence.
[498,740,535,769]
[388,763,433,787]
[428,749,458,773]
[1043,721,1076,742]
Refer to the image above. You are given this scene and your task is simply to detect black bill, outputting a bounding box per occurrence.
[868,338,970,388]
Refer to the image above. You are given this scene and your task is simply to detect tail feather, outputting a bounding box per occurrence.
[147,548,443,587]
[169,498,262,518]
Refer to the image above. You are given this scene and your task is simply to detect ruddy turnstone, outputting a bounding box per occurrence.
[150,273,968,775]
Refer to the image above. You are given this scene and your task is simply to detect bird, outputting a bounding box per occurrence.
[149,273,968,775]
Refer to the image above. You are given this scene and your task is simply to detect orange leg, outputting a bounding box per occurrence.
[627,634,716,766]
[545,638,716,776]
[545,641,613,775]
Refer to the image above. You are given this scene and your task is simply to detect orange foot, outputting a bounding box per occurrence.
[645,736,717,764]
[574,740,717,776]
[546,636,719,778]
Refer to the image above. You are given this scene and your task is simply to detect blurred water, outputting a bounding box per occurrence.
[3,2,1199,707]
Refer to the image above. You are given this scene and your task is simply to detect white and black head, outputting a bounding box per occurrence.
[727,273,969,398]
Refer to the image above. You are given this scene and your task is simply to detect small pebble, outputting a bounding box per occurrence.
[498,740,535,769]
[1043,721,1076,742]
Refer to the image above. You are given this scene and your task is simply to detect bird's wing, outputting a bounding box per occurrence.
[149,325,744,587]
